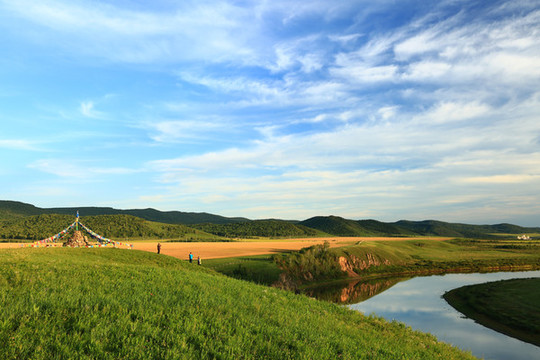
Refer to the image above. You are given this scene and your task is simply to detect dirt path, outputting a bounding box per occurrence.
[0,236,448,260]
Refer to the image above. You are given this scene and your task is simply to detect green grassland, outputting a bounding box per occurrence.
[204,255,282,285]
[444,278,540,346]
[0,248,477,359]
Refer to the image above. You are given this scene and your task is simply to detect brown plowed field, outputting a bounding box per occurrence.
[0,237,448,260]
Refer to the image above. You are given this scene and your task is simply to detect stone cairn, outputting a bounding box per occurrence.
[63,230,90,247]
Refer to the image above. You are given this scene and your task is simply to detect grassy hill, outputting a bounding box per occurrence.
[0,248,477,359]
[0,214,221,241]
[299,216,378,236]
[356,219,415,236]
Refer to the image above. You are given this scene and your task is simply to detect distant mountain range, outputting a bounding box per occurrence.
[298,216,540,238]
[1,200,539,239]
[0,200,248,225]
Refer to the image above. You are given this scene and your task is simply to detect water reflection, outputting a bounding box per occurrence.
[302,276,410,304]
[346,271,540,360]
[302,271,540,360]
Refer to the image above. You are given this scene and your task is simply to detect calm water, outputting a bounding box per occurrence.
[345,271,540,360]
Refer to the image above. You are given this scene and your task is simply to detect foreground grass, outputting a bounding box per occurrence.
[204,255,281,285]
[0,248,477,359]
[444,278,540,347]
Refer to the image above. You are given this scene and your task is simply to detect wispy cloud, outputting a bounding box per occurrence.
[79,101,102,118]
[0,0,253,64]
[0,139,41,151]
[29,159,141,180]
[2,0,539,225]
[146,118,235,143]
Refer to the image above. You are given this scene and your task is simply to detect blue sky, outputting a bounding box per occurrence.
[1,0,539,226]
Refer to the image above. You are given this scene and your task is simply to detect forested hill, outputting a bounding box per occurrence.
[193,220,328,238]
[0,200,45,220]
[299,216,416,236]
[0,213,220,241]
[299,216,540,238]
[0,200,248,225]
[1,200,539,239]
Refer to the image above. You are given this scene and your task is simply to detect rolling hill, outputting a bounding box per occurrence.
[300,216,540,239]
[299,216,379,236]
[0,200,45,220]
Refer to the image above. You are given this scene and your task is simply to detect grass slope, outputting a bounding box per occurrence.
[0,248,476,359]
[443,278,540,347]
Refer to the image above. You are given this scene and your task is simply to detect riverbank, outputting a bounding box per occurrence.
[203,238,540,289]
[443,278,540,347]
[272,238,540,288]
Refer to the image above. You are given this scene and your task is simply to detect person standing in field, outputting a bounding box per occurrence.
[157,243,161,254]
[189,252,193,263]
[197,256,201,265]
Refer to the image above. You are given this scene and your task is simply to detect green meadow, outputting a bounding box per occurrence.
[0,248,477,359]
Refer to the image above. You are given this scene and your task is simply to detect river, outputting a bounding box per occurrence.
[303,271,540,360]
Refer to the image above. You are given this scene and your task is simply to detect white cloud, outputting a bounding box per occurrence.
[79,101,102,118]
[402,61,452,81]
[29,159,141,179]
[459,174,540,184]
[147,119,231,143]
[145,75,540,220]
[413,101,491,125]
[0,139,41,151]
[331,64,398,83]
[0,0,254,64]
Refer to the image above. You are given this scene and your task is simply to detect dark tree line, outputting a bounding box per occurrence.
[193,220,322,238]
[0,214,203,240]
